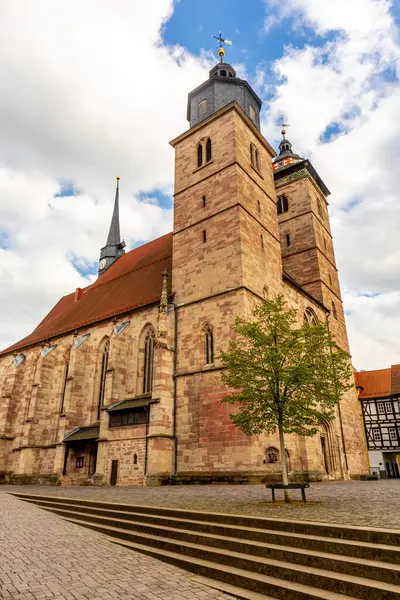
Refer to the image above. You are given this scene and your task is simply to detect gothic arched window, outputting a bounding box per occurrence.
[206,138,212,163]
[332,301,338,320]
[277,195,289,215]
[197,143,203,168]
[97,339,109,418]
[204,325,214,365]
[304,307,318,326]
[60,355,70,413]
[143,328,155,393]
[266,447,279,463]
[255,148,260,172]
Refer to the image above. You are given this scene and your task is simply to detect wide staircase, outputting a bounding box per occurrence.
[11,492,400,600]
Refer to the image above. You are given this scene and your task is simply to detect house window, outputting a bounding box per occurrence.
[385,401,393,414]
[372,429,381,441]
[277,195,289,215]
[266,448,279,463]
[249,105,256,122]
[202,195,206,208]
[109,409,149,428]
[206,138,212,162]
[97,340,109,417]
[76,457,84,468]
[60,358,70,413]
[143,329,155,394]
[204,326,214,365]
[197,143,203,168]
[286,233,291,247]
[304,307,318,326]
[377,402,385,415]
[332,301,338,320]
[198,99,207,117]
[389,427,397,441]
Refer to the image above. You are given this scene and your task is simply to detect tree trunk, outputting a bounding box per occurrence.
[278,422,290,503]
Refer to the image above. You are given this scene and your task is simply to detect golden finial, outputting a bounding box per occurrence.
[280,121,289,138]
[213,31,232,63]
[116,176,120,181]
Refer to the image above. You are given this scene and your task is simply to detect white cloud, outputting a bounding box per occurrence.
[0,0,210,350]
[261,0,400,369]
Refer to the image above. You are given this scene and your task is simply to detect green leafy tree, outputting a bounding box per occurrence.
[220,296,352,502]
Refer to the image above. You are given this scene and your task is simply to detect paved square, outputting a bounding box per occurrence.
[0,492,234,600]
[4,479,400,529]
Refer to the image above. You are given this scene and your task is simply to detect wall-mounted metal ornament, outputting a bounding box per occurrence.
[13,353,25,368]
[73,334,90,348]
[113,320,130,336]
[40,345,57,358]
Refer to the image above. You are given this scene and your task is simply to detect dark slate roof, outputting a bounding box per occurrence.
[1,233,172,357]
[64,424,100,443]
[107,394,154,412]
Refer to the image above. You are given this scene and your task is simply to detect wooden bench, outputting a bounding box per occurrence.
[266,482,310,503]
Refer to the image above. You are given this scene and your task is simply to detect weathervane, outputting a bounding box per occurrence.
[280,120,289,139]
[213,31,232,62]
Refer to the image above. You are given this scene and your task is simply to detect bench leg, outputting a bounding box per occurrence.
[301,488,306,503]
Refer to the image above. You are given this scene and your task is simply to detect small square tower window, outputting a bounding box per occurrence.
[198,99,207,117]
[249,105,256,122]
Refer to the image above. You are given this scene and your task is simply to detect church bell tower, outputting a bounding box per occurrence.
[98,177,126,276]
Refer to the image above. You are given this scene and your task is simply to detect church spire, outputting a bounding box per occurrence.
[98,177,126,276]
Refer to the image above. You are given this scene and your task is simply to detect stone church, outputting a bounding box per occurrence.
[0,59,368,486]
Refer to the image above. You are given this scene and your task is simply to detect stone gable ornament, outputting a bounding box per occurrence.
[73,334,90,348]
[113,320,130,336]
[13,353,25,368]
[40,345,56,358]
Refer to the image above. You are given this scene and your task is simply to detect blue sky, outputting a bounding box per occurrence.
[164,0,337,79]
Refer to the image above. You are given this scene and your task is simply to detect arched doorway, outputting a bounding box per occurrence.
[320,422,331,474]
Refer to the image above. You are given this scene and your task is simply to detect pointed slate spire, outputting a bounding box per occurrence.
[98,177,126,276]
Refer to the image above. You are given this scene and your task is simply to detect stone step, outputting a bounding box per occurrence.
[19,496,400,565]
[37,504,400,586]
[11,492,400,545]
[61,515,400,599]
[64,517,363,600]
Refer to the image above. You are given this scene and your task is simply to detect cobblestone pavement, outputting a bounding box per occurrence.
[3,479,400,529]
[0,492,235,600]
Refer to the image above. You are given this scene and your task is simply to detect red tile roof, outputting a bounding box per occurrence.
[1,233,172,357]
[354,366,400,399]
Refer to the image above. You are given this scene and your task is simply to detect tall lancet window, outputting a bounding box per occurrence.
[60,354,70,414]
[97,340,109,418]
[143,328,156,394]
[204,325,214,365]
[197,143,203,168]
[206,138,212,162]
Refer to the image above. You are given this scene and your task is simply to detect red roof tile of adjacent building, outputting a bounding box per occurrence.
[354,366,400,399]
[1,233,173,357]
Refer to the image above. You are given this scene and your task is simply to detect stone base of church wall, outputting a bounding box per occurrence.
[102,439,146,486]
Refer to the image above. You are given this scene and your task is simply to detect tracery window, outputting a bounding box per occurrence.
[197,143,203,168]
[60,356,70,413]
[206,138,212,163]
[266,447,279,463]
[204,325,214,365]
[304,307,318,326]
[97,340,109,417]
[143,328,155,394]
[277,195,289,215]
